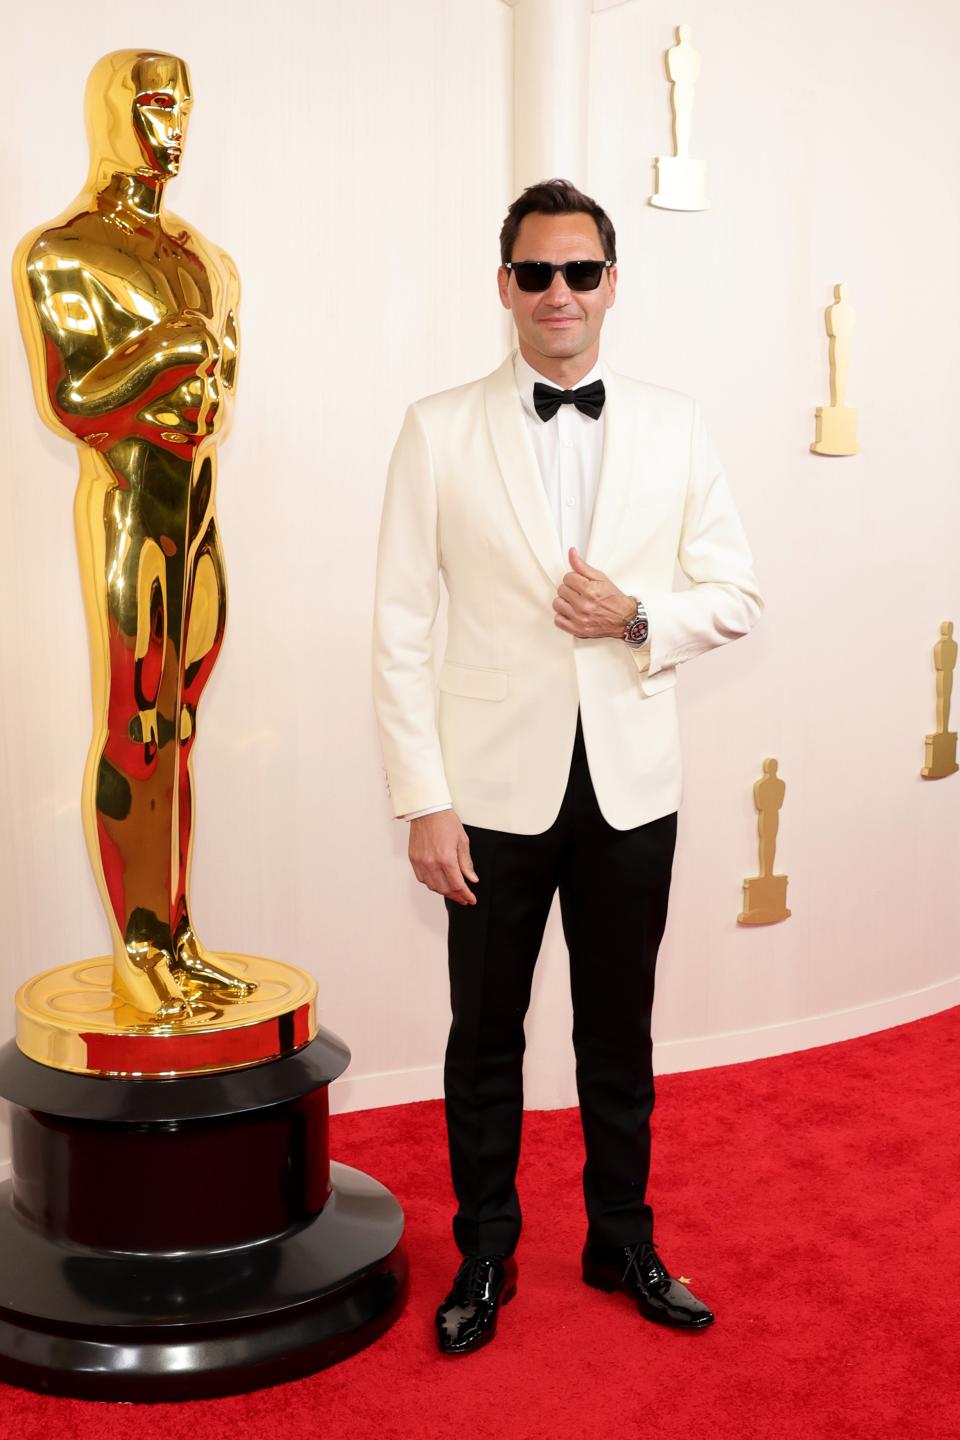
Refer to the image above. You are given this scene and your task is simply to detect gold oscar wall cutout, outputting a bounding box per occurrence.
[649,24,710,212]
[738,759,792,926]
[921,621,959,779]
[811,284,859,456]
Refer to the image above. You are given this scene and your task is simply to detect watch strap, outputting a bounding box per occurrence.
[623,596,649,648]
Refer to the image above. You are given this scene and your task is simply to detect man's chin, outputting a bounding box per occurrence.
[532,327,586,356]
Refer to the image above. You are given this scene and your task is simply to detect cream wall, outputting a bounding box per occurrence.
[1,0,957,1181]
[586,0,960,1060]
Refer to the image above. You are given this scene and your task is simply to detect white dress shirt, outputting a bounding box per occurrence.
[401,350,638,820]
[513,349,605,559]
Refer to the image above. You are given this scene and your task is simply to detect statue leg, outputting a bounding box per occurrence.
[937,670,952,735]
[673,84,693,157]
[171,506,255,997]
[757,811,779,879]
[77,473,189,1020]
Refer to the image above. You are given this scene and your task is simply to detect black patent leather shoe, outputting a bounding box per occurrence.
[582,1240,715,1330]
[435,1254,518,1355]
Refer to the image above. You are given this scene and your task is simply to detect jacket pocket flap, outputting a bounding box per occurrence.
[639,666,677,697]
[439,662,508,701]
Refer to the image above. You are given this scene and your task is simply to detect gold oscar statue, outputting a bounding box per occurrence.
[921,621,959,779]
[738,758,792,926]
[649,24,710,212]
[811,283,859,456]
[12,50,315,1074]
[0,54,404,1403]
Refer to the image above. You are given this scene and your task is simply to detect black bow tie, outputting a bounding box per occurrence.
[532,378,605,423]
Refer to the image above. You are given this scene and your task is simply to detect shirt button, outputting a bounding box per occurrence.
[565,495,575,507]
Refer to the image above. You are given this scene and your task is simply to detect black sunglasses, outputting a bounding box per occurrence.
[504,259,614,293]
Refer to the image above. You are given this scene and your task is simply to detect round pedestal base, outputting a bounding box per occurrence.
[0,1161,406,1401]
[0,1036,406,1400]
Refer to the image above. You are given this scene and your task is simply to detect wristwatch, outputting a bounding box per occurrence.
[622,596,649,648]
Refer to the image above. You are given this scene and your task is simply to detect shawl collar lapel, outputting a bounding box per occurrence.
[483,354,565,588]
[584,366,638,574]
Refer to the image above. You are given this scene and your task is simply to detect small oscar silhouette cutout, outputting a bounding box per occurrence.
[738,759,792,926]
[649,24,710,212]
[811,283,859,456]
[921,621,959,779]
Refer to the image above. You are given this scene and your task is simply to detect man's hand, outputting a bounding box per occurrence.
[409,810,479,906]
[553,547,634,639]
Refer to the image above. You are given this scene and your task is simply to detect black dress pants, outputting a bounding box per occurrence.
[444,711,678,1257]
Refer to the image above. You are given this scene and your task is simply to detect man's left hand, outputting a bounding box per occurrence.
[553,547,634,639]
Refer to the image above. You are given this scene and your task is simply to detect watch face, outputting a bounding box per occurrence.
[628,616,649,645]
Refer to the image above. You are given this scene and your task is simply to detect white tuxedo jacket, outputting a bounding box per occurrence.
[372,353,762,834]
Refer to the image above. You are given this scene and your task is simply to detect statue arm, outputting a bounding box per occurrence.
[23,253,218,425]
[219,250,240,393]
[55,324,215,418]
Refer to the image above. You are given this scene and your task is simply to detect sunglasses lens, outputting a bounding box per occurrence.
[511,263,553,292]
[565,261,606,291]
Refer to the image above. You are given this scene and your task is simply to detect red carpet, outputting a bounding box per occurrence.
[1,1006,957,1440]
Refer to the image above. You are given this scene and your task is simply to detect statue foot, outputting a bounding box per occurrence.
[121,942,192,1022]
[154,992,192,1023]
[173,926,257,999]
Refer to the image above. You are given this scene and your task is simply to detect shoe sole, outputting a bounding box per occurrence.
[582,1271,714,1330]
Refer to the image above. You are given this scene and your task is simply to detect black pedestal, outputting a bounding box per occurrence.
[0,1032,407,1401]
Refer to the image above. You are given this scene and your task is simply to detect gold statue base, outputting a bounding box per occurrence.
[738,875,791,926]
[811,405,859,456]
[15,954,317,1078]
[921,730,959,779]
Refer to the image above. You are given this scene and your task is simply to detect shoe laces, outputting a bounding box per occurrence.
[621,1241,665,1285]
[458,1256,499,1302]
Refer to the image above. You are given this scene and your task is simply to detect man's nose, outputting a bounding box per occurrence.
[544,269,573,303]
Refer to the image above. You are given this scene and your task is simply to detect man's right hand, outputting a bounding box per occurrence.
[408,810,479,906]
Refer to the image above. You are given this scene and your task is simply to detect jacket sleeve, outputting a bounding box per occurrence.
[372,404,453,817]
[631,400,763,679]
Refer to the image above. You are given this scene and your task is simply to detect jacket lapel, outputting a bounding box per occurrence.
[483,354,565,588]
[584,366,638,574]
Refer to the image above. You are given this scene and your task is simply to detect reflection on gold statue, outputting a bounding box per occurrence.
[12,51,316,1072]
[649,24,709,213]
[811,284,859,456]
[738,759,791,926]
[921,621,959,779]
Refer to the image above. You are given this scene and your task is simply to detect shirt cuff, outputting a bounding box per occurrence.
[401,803,454,821]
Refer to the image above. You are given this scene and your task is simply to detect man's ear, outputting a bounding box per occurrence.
[497,266,511,311]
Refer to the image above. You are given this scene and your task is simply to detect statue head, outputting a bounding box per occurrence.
[677,24,691,42]
[84,49,192,193]
[943,621,954,638]
[762,758,779,777]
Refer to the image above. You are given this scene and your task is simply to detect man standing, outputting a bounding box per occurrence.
[372,180,761,1354]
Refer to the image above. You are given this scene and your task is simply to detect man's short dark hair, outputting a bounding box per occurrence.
[499,179,617,265]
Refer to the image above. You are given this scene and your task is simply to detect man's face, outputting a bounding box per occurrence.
[131,57,192,177]
[497,211,617,369]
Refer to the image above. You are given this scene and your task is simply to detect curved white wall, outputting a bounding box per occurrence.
[586,0,960,1074]
[1,0,957,1179]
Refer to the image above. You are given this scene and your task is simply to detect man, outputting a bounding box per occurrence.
[372,179,761,1354]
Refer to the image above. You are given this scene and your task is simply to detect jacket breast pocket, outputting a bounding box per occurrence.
[626,489,675,511]
[439,662,509,701]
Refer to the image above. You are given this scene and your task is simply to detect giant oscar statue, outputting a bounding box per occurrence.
[0,50,405,1400]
